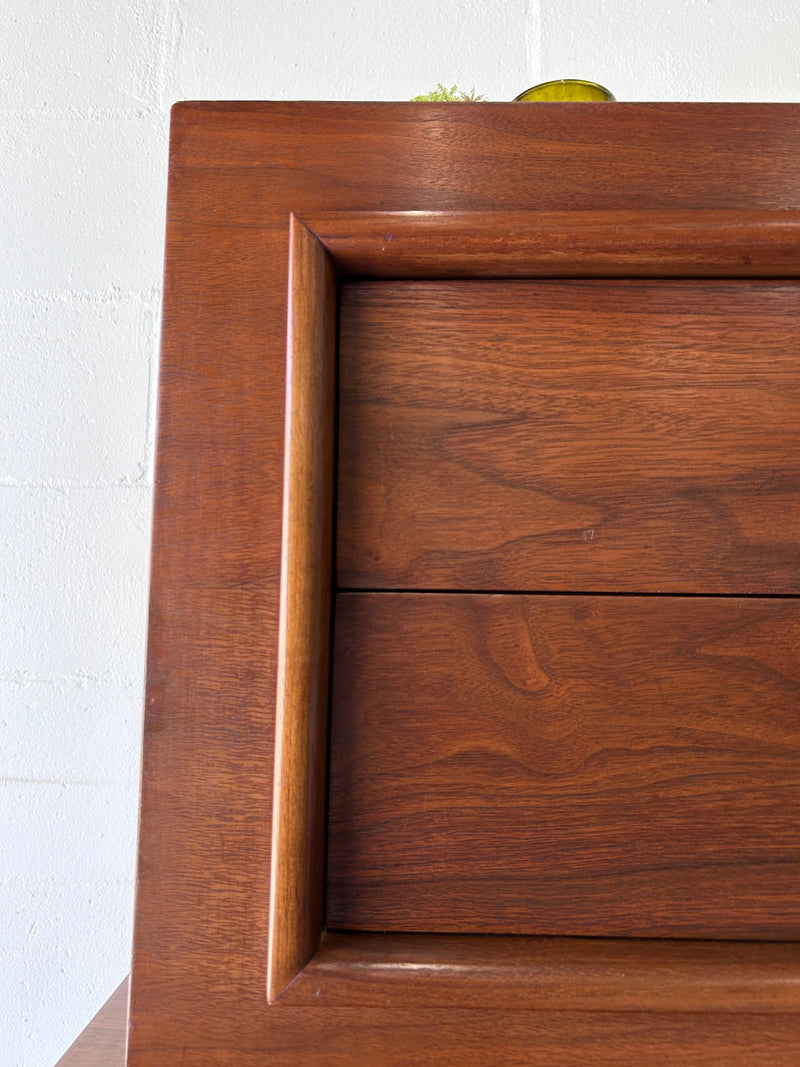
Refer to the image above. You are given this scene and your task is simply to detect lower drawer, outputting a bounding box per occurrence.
[327,592,800,938]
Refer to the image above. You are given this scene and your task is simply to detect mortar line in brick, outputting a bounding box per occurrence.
[0,105,164,121]
[525,0,542,85]
[0,285,161,305]
[1,874,135,887]
[0,667,141,687]
[0,477,153,489]
[151,0,180,112]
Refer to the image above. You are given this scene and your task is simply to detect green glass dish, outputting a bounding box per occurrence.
[514,79,616,102]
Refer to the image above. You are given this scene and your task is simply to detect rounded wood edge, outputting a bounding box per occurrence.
[304,209,800,277]
[267,217,337,1002]
[279,932,800,1014]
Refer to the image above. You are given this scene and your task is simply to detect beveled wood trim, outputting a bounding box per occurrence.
[269,205,800,1006]
[268,216,337,1002]
[305,209,800,277]
[285,933,800,1014]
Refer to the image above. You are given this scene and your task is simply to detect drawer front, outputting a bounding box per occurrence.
[327,593,800,938]
[337,280,800,594]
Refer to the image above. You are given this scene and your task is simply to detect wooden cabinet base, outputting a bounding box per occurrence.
[56,978,128,1066]
[56,970,800,1065]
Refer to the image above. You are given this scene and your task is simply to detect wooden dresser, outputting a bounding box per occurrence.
[75,103,800,1063]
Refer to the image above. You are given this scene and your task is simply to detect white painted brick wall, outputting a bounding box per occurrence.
[540,0,800,102]
[3,2,799,1063]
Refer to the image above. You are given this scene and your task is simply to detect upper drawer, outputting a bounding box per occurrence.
[336,280,800,593]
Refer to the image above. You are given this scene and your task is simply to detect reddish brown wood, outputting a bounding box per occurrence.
[56,978,128,1066]
[328,592,800,937]
[337,280,800,593]
[65,963,800,1064]
[287,932,800,1013]
[267,216,336,1000]
[307,209,800,277]
[131,103,800,1063]
[132,1007,800,1064]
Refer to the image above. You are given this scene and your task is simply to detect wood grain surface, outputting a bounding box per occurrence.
[328,592,800,937]
[267,217,336,1000]
[307,209,800,277]
[129,1006,800,1065]
[287,932,800,1014]
[131,104,800,1062]
[58,964,800,1064]
[337,280,800,593]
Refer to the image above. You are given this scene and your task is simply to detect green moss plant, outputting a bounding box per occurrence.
[412,83,486,101]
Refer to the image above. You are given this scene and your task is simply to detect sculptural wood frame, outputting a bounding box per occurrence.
[129,103,800,1063]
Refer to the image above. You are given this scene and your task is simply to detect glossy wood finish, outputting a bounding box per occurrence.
[135,1007,800,1065]
[268,216,337,1001]
[131,104,800,1062]
[287,933,800,1013]
[328,592,800,937]
[308,209,800,277]
[337,280,800,593]
[56,979,128,1066]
